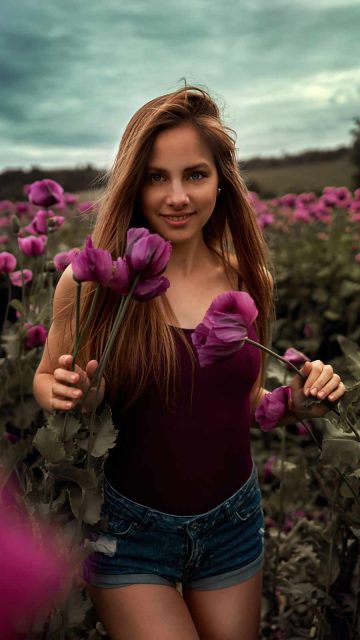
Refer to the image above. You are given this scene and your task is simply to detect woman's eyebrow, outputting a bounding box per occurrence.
[148,162,212,172]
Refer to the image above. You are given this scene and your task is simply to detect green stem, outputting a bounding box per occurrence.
[61,281,81,441]
[3,276,11,329]
[274,427,287,587]
[71,282,101,368]
[72,280,82,371]
[81,275,140,408]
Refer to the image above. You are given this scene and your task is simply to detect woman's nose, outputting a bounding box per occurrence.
[165,182,190,209]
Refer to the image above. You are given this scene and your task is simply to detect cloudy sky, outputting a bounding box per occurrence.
[1,0,359,170]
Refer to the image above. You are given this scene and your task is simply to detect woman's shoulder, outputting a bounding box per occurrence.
[52,265,77,324]
[225,252,273,292]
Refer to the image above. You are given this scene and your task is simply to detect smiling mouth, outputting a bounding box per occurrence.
[159,212,195,221]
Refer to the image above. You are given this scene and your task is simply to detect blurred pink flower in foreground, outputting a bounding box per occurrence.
[0,483,74,638]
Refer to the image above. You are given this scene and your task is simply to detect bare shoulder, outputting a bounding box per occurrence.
[52,265,77,325]
[226,253,273,290]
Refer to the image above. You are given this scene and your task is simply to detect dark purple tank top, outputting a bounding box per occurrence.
[105,322,261,515]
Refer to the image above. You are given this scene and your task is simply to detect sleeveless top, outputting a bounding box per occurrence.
[104,321,261,515]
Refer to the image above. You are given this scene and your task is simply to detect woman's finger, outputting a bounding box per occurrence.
[302,360,325,395]
[306,364,335,396]
[52,382,82,402]
[315,373,341,399]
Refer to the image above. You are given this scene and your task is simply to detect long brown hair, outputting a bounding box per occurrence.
[75,85,275,411]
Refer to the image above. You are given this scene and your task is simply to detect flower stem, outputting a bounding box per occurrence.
[71,282,101,369]
[81,275,140,409]
[245,337,305,378]
[72,281,82,371]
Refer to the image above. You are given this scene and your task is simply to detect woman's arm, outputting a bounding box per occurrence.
[33,266,105,413]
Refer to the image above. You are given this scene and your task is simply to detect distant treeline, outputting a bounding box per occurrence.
[0,146,352,200]
[240,146,351,170]
[0,165,107,200]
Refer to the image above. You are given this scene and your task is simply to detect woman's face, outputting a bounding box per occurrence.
[140,123,219,243]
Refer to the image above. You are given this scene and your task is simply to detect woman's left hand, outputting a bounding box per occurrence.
[289,360,346,419]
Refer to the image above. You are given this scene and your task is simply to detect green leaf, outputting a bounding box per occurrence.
[47,463,98,491]
[9,299,25,314]
[323,309,341,321]
[340,280,360,298]
[80,405,118,457]
[69,486,103,525]
[47,412,82,441]
[33,426,67,463]
[321,438,360,470]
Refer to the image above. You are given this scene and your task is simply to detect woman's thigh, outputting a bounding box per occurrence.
[182,569,263,640]
[87,583,201,640]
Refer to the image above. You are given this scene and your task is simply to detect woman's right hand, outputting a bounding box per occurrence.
[51,354,105,412]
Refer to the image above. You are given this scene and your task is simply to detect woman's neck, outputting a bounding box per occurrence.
[165,236,216,278]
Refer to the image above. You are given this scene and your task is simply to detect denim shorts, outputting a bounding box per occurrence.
[84,461,265,591]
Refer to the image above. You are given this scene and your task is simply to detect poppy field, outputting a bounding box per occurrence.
[0,182,359,639]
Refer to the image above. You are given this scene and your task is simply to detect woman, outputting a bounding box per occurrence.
[33,86,346,640]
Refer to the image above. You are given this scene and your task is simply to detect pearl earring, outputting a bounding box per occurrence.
[217,187,221,194]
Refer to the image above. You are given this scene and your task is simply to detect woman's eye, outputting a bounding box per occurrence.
[149,173,164,183]
[189,172,205,181]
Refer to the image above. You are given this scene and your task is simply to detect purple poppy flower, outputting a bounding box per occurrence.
[0,200,13,212]
[15,202,31,216]
[191,291,258,367]
[9,269,33,287]
[263,455,277,481]
[71,235,113,285]
[108,257,170,300]
[24,324,48,349]
[0,252,17,273]
[125,228,171,277]
[18,234,47,257]
[47,214,65,231]
[64,193,77,205]
[28,179,64,207]
[0,216,10,227]
[257,213,274,229]
[53,248,80,272]
[283,347,310,370]
[133,275,170,300]
[24,209,51,235]
[255,385,292,432]
[108,257,132,294]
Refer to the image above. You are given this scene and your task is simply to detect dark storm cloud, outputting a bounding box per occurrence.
[0,0,359,168]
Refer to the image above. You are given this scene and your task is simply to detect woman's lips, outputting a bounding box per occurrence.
[159,212,195,226]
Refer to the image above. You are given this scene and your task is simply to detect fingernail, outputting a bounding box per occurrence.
[311,388,317,395]
[304,388,309,396]
[318,391,325,398]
